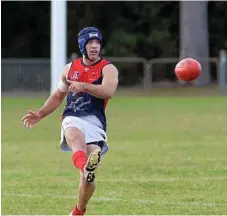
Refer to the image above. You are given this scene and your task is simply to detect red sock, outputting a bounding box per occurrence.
[71,205,86,215]
[72,151,87,173]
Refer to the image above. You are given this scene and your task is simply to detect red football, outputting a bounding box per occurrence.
[175,58,202,81]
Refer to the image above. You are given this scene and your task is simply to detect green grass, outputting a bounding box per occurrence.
[2,92,227,215]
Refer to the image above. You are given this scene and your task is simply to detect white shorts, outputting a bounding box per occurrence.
[60,116,109,155]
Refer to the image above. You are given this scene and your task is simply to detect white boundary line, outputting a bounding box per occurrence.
[3,214,185,216]
[2,192,227,208]
[96,176,227,183]
[3,213,227,216]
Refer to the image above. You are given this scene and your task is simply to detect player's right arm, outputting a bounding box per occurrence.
[21,65,70,129]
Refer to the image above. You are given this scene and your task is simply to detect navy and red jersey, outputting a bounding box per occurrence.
[62,57,112,131]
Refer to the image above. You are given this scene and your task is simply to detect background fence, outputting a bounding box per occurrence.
[2,55,226,93]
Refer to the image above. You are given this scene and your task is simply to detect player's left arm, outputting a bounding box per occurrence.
[83,64,119,99]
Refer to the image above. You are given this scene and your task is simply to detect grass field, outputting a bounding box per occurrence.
[2,90,227,215]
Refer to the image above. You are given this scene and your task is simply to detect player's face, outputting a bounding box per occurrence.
[86,39,101,61]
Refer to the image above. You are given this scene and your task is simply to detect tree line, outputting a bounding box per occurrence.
[2,1,227,84]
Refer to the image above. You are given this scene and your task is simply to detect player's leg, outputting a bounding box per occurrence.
[64,127,88,173]
[62,116,101,175]
[62,117,106,215]
[70,144,101,215]
[76,144,101,213]
[65,127,95,215]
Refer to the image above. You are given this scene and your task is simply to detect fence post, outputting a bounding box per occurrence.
[143,62,152,89]
[218,50,227,93]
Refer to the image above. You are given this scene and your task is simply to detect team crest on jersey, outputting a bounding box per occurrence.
[72,71,79,80]
[91,71,97,78]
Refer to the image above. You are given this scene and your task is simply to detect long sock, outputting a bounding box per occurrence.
[72,151,87,173]
[71,205,86,215]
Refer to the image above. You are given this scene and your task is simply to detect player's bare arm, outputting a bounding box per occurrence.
[68,64,119,99]
[21,65,69,129]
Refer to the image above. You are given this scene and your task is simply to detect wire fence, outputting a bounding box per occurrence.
[1,56,223,93]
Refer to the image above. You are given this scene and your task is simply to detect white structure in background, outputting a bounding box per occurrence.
[51,0,66,94]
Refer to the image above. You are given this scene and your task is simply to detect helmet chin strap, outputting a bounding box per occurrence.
[84,52,92,61]
[84,46,92,61]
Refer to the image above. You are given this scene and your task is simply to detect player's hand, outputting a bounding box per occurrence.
[21,110,43,129]
[68,80,85,96]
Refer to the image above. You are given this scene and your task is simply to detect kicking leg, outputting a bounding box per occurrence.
[65,128,101,215]
[64,127,88,173]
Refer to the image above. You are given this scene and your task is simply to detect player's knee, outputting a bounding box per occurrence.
[64,127,86,151]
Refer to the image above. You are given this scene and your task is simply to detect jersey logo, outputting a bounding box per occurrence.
[88,71,98,82]
[68,97,91,112]
[72,71,80,80]
[91,71,97,77]
[89,32,98,38]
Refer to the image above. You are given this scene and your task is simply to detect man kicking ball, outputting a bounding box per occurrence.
[22,27,119,215]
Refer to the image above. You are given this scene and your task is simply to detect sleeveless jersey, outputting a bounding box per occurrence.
[62,57,112,131]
